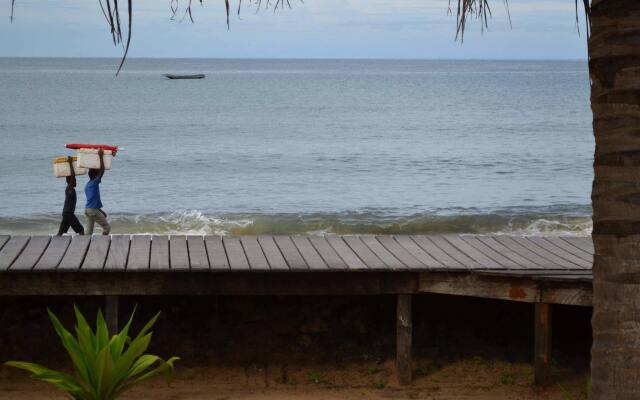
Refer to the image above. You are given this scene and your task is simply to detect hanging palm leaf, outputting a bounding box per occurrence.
[7,0,591,72]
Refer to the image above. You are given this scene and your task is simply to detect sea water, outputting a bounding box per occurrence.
[0,58,593,236]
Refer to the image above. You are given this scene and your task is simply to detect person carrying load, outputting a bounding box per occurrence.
[85,149,111,235]
[57,157,85,236]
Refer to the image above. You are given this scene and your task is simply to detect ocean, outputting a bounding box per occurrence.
[0,58,593,236]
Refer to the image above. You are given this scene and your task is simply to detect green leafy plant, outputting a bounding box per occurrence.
[5,306,179,400]
[373,379,387,389]
[367,363,383,375]
[557,383,574,400]
[309,371,321,384]
[414,359,440,377]
[498,372,515,385]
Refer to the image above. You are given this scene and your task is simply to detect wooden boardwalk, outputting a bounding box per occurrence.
[0,234,593,277]
[0,234,593,386]
[0,234,593,307]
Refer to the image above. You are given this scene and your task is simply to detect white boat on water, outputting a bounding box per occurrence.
[164,74,205,80]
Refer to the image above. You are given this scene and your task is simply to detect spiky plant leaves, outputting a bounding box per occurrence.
[3,361,89,397]
[4,306,179,400]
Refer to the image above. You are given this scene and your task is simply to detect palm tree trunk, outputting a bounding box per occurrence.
[590,1,640,398]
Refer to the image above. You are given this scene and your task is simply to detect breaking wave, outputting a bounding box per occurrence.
[0,207,592,237]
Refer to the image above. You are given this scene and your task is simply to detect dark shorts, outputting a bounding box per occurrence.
[57,212,84,236]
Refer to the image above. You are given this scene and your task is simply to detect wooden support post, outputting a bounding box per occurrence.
[105,295,119,335]
[534,302,552,386]
[396,294,412,385]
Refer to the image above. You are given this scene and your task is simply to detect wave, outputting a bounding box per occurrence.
[0,208,592,237]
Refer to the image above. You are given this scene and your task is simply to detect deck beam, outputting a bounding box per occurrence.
[419,272,539,303]
[0,271,593,306]
[0,272,417,296]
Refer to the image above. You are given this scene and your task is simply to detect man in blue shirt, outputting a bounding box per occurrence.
[85,149,111,235]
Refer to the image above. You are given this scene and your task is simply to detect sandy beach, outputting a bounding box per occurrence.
[1,360,589,400]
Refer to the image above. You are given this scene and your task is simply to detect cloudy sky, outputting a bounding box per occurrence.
[1,0,588,59]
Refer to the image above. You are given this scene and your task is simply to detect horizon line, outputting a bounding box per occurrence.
[0,55,588,62]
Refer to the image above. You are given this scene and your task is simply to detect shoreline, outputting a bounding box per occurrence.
[0,211,593,237]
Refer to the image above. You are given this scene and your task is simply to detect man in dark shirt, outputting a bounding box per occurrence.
[57,157,85,236]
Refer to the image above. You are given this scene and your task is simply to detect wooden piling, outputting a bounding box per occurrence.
[534,302,552,386]
[396,294,412,385]
[105,295,119,335]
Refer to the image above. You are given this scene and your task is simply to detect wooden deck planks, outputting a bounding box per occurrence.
[258,236,290,271]
[11,236,51,271]
[561,237,593,254]
[0,236,30,271]
[0,235,594,275]
[308,236,348,270]
[343,236,387,270]
[241,236,270,271]
[292,236,328,271]
[104,235,130,271]
[376,236,425,270]
[410,236,466,270]
[82,236,111,271]
[34,236,71,270]
[58,236,91,271]
[223,237,251,271]
[205,236,230,271]
[475,236,541,269]
[526,237,590,269]
[460,236,524,270]
[128,235,151,271]
[170,236,190,271]
[442,235,498,269]
[150,235,170,271]
[542,237,592,263]
[325,236,368,270]
[429,235,482,269]
[0,236,10,252]
[274,236,308,271]
[511,237,578,269]
[493,236,553,269]
[393,236,443,269]
[360,235,405,270]
[188,236,210,271]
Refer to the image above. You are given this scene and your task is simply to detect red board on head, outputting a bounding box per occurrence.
[66,144,118,156]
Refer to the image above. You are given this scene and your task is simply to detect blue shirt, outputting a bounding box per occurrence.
[85,178,103,209]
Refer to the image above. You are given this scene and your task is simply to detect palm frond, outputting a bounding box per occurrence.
[453,0,590,41]
[576,0,591,37]
[451,0,499,41]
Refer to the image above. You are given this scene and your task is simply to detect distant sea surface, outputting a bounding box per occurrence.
[0,58,593,236]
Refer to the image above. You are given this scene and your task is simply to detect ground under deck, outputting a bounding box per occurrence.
[0,234,594,385]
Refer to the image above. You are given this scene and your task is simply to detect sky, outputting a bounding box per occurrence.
[0,0,589,59]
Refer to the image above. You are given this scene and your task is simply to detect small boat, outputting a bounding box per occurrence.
[164,74,205,80]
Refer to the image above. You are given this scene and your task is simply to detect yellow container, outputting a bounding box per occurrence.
[52,156,87,177]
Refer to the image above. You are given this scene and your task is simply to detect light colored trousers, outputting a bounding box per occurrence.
[85,208,111,235]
